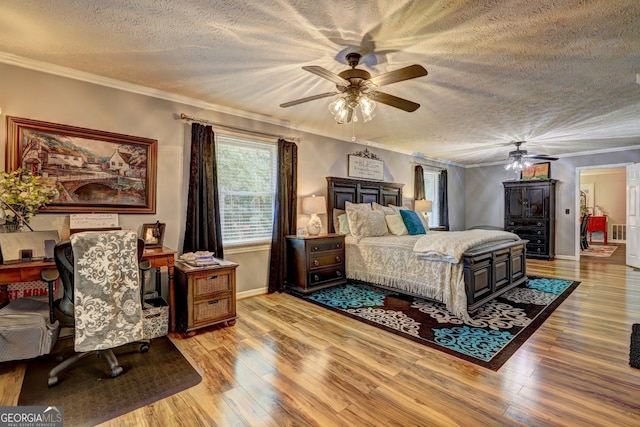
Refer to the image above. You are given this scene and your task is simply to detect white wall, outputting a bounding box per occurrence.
[0,62,465,296]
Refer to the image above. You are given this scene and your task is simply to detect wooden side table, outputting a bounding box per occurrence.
[285,233,346,294]
[174,259,238,336]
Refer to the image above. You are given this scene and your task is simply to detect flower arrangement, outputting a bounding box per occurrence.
[0,169,52,227]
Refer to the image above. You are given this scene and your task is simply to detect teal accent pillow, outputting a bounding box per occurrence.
[400,209,426,235]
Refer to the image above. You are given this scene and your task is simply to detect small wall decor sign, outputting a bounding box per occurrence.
[348,148,384,180]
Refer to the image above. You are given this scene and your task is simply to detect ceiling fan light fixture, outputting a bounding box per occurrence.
[359,95,376,122]
[505,157,532,172]
[328,97,349,123]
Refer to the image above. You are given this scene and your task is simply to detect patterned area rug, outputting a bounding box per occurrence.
[581,245,618,257]
[18,336,202,426]
[304,277,580,370]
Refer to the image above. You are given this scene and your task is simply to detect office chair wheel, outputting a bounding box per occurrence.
[48,376,59,387]
[110,366,124,378]
[139,342,150,353]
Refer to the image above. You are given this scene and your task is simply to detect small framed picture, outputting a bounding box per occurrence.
[141,221,165,248]
[520,162,550,180]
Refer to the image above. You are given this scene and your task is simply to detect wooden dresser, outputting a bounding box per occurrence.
[285,233,346,294]
[174,259,238,335]
[503,179,557,260]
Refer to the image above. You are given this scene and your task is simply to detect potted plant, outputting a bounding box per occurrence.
[0,169,52,231]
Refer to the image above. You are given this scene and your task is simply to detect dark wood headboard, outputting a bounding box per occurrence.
[326,176,404,233]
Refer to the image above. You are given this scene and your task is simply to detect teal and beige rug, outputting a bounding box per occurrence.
[304,276,580,370]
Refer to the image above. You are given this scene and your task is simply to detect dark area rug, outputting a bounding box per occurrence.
[18,336,202,426]
[303,276,580,370]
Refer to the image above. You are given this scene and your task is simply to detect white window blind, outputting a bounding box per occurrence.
[423,170,441,228]
[215,134,277,245]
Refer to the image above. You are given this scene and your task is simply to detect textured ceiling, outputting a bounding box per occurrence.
[1,0,639,166]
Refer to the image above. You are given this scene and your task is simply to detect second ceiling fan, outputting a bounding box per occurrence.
[280,52,428,124]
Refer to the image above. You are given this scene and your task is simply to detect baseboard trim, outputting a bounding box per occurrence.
[237,287,267,300]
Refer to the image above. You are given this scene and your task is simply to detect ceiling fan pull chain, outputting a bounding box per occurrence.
[351,113,357,141]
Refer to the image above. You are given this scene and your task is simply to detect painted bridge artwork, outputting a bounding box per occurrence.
[20,129,149,207]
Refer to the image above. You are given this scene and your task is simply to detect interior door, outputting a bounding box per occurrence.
[626,164,640,268]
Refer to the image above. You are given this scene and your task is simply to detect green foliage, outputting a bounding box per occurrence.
[0,169,52,224]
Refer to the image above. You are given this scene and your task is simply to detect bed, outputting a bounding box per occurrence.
[326,176,528,320]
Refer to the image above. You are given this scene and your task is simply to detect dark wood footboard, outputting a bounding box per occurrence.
[463,240,528,313]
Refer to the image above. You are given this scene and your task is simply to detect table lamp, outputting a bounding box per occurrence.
[415,199,432,219]
[302,195,326,235]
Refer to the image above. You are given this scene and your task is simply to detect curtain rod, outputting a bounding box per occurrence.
[411,160,445,172]
[179,113,300,142]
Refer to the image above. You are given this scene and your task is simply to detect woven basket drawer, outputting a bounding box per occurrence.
[194,297,231,323]
[194,273,230,297]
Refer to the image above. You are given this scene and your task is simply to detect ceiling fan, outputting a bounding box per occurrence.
[506,141,558,171]
[279,52,428,124]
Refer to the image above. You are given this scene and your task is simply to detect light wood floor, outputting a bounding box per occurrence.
[2,258,640,426]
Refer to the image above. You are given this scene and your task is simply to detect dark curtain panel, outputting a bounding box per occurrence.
[439,169,449,230]
[182,123,224,258]
[414,165,425,200]
[268,138,298,293]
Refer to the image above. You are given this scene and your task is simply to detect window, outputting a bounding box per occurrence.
[215,133,277,246]
[423,170,441,228]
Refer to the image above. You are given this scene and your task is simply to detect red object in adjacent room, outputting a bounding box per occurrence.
[587,215,608,244]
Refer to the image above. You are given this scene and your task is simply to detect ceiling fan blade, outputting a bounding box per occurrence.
[279,92,338,108]
[372,92,421,112]
[523,154,559,161]
[302,66,349,87]
[368,64,428,87]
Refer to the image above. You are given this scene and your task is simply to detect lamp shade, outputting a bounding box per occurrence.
[302,195,327,215]
[415,199,432,213]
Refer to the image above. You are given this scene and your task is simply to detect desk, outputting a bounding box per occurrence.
[587,215,608,244]
[0,247,179,332]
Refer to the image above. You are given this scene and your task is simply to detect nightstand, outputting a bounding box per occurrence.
[285,233,346,294]
[174,259,238,336]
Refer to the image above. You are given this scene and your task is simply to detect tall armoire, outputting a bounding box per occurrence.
[503,179,557,260]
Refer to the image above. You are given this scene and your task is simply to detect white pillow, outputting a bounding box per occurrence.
[347,209,388,238]
[385,214,408,235]
[345,201,372,212]
[372,202,396,215]
[389,204,409,213]
[416,211,430,232]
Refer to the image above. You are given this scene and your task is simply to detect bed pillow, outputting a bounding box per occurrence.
[416,212,430,232]
[332,208,345,233]
[345,201,372,212]
[389,204,409,214]
[337,213,351,235]
[347,209,388,238]
[385,214,408,236]
[399,209,427,235]
[372,202,396,216]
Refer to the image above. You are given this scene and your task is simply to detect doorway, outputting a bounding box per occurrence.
[576,165,628,265]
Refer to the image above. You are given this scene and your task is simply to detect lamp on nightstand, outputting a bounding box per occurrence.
[302,195,326,236]
[415,199,432,220]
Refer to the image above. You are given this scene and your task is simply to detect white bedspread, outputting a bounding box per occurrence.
[345,230,520,321]
[413,229,520,263]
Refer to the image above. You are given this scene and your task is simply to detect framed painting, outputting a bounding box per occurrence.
[520,162,550,181]
[6,116,157,213]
